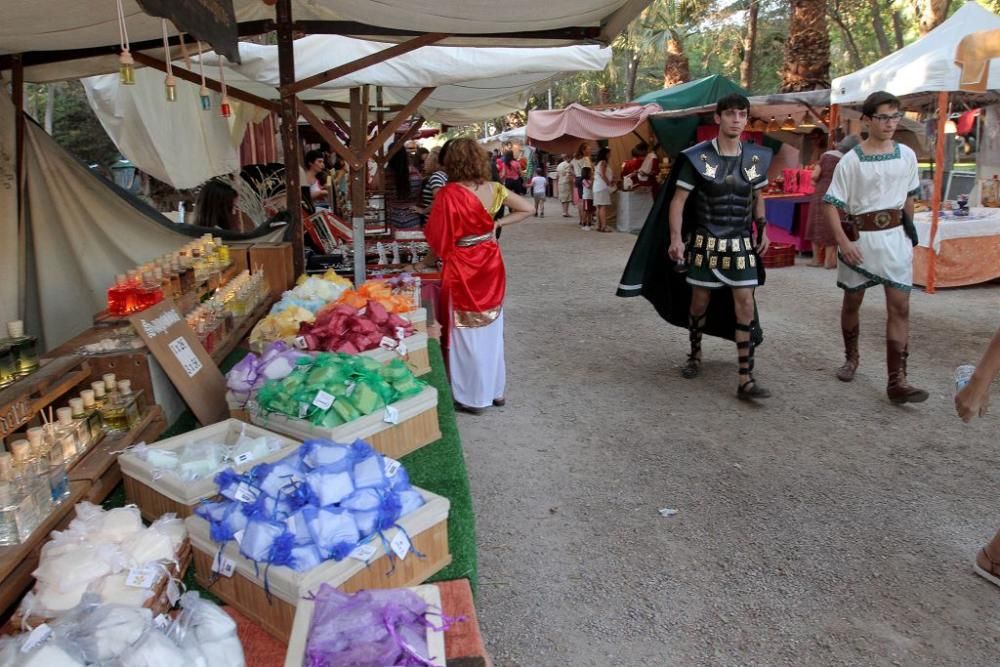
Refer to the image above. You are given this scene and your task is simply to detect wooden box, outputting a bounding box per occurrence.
[186,487,451,642]
[226,241,257,276]
[284,584,446,667]
[248,386,440,460]
[401,307,427,333]
[119,419,302,522]
[249,242,296,301]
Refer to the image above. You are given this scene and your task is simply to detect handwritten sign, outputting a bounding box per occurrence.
[130,300,227,426]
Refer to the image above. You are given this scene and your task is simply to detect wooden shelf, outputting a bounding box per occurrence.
[0,356,90,441]
[210,298,273,365]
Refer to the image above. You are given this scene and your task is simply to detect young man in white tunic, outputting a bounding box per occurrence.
[823,91,928,404]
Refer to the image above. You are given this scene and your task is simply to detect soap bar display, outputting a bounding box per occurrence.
[250,352,425,429]
[296,300,415,354]
[195,438,424,571]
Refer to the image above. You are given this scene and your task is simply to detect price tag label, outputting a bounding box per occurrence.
[126,566,159,589]
[395,327,407,341]
[396,342,408,357]
[299,403,309,418]
[349,543,378,562]
[390,531,411,560]
[20,623,51,653]
[233,482,260,504]
[212,552,236,578]
[167,336,203,378]
[346,382,357,397]
[166,579,181,607]
[383,405,400,425]
[294,336,309,349]
[383,458,401,478]
[154,614,170,630]
[234,529,246,545]
[313,390,336,410]
[234,451,254,466]
[379,336,398,350]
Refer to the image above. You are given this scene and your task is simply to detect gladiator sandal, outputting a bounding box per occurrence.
[735,322,771,401]
[682,313,707,379]
[837,325,860,382]
[886,339,929,404]
[974,529,1000,588]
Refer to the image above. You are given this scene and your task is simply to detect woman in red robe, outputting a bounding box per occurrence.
[426,138,533,413]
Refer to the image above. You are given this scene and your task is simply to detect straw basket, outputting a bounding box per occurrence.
[185,488,451,643]
[248,386,440,460]
[119,420,302,522]
[762,242,796,268]
[358,332,431,376]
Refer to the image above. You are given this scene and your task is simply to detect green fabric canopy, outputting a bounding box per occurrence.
[635,75,749,156]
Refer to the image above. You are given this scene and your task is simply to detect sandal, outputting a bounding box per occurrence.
[735,322,771,401]
[738,379,772,401]
[454,402,486,415]
[681,356,701,379]
[682,312,707,378]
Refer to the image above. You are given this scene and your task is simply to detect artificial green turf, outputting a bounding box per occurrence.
[146,338,478,595]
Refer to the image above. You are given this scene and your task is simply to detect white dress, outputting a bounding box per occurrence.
[449,312,505,409]
[593,161,612,206]
[823,142,921,292]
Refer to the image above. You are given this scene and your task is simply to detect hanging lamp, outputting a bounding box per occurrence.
[780,114,797,131]
[766,116,780,132]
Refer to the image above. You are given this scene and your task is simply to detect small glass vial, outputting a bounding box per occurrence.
[68,397,94,451]
[117,379,144,428]
[103,374,118,400]
[91,381,108,411]
[44,446,71,505]
[9,439,53,521]
[6,321,39,378]
[80,390,104,441]
[55,407,83,461]
[0,452,38,546]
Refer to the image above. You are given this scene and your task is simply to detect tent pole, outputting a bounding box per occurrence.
[827,104,839,149]
[12,55,25,318]
[376,86,386,190]
[927,90,948,294]
[276,0,304,277]
[351,87,367,287]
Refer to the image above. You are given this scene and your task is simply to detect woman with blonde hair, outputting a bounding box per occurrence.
[426,137,534,413]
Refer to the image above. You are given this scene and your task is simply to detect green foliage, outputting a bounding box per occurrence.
[26,81,120,169]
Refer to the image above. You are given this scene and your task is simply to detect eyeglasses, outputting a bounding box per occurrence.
[871,112,904,123]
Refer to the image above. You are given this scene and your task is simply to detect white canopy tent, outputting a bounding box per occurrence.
[832,2,1000,104]
[3,0,645,83]
[80,38,609,188]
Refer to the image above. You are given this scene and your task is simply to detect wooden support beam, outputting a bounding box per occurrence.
[376,86,386,191]
[381,117,425,165]
[319,102,351,136]
[12,56,25,318]
[291,21,600,41]
[282,34,445,96]
[131,52,279,112]
[350,87,368,287]
[276,0,303,277]
[298,101,360,170]
[926,90,949,294]
[362,88,435,163]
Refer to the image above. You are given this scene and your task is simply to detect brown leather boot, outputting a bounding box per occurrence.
[974,529,1000,588]
[886,339,929,404]
[836,325,860,382]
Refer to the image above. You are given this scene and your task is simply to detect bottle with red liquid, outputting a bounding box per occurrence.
[137,271,163,311]
[106,274,130,316]
[125,270,142,313]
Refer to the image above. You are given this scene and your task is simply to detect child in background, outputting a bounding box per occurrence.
[581,166,594,230]
[530,168,548,217]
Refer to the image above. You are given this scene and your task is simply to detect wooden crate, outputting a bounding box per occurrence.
[226,241,257,276]
[249,386,440,460]
[762,242,796,268]
[187,487,451,643]
[284,585,446,667]
[402,307,427,333]
[7,539,192,632]
[249,242,295,302]
[119,419,301,522]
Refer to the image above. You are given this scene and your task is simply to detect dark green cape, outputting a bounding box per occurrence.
[615,168,765,345]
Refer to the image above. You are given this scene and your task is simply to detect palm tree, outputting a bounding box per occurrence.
[780,0,831,91]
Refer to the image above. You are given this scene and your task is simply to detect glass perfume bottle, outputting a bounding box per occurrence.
[91,381,108,412]
[117,379,144,428]
[0,343,15,388]
[55,407,83,462]
[6,321,39,378]
[102,374,118,401]
[68,397,94,452]
[9,439,53,522]
[107,274,131,316]
[0,452,41,546]
[79,390,104,441]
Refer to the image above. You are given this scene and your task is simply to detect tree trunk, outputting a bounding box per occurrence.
[626,51,641,101]
[891,6,906,49]
[663,31,691,88]
[868,0,892,56]
[740,0,760,90]
[781,0,831,92]
[913,0,950,36]
[44,83,55,134]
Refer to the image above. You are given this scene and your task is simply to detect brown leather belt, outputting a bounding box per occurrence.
[849,209,902,232]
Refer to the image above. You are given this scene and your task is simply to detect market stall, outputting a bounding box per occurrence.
[831,1,1000,290]
[0,2,649,663]
[526,101,662,231]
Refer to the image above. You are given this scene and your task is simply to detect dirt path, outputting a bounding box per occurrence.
[456,205,1000,666]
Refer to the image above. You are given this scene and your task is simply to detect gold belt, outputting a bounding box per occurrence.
[456,233,494,247]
